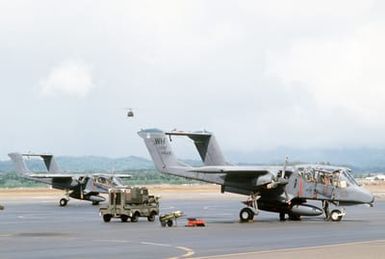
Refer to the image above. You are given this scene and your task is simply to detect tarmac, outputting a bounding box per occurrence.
[0,189,384,259]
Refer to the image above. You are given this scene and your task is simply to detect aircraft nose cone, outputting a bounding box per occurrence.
[360,188,375,205]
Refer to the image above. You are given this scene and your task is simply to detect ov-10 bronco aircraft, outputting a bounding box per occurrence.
[8,153,131,207]
[138,129,374,222]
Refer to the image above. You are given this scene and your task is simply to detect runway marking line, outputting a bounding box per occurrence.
[95,239,194,259]
[190,239,385,259]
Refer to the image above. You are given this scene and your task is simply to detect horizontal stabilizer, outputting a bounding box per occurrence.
[166,130,229,166]
[21,153,61,173]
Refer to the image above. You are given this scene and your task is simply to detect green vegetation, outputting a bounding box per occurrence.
[120,170,198,185]
[0,172,45,188]
[0,170,197,188]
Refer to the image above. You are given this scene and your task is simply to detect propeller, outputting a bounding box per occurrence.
[78,176,87,200]
[282,156,290,203]
[282,156,288,179]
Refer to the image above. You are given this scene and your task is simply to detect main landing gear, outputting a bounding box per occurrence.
[59,190,70,207]
[59,198,69,207]
[240,193,260,222]
[323,201,345,222]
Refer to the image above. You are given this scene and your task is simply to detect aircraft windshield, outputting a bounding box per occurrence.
[111,177,124,186]
[341,170,359,186]
[299,167,357,188]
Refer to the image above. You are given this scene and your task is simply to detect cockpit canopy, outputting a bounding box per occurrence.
[298,166,358,188]
[93,175,124,187]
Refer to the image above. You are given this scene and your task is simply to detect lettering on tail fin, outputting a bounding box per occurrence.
[154,138,166,145]
[154,138,172,156]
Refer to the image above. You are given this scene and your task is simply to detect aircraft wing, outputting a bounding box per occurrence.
[188,166,271,175]
[28,174,75,179]
[111,174,132,179]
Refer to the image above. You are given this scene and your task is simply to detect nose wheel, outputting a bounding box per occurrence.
[323,201,345,221]
[329,209,344,222]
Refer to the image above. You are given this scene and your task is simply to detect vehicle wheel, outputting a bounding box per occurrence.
[92,201,100,206]
[59,198,68,207]
[330,210,343,222]
[160,221,167,227]
[279,212,286,221]
[239,207,254,222]
[121,215,129,222]
[147,212,156,222]
[103,214,112,222]
[131,212,139,222]
[167,220,173,227]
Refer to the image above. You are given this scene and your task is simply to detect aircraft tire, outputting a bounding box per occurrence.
[240,207,254,222]
[161,221,167,227]
[59,198,68,207]
[288,213,301,221]
[279,212,286,221]
[330,210,343,222]
[92,201,100,206]
[167,220,173,227]
[103,214,112,222]
[121,215,129,222]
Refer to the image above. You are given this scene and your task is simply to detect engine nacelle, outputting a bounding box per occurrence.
[290,204,323,216]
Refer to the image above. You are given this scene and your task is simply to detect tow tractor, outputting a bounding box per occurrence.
[99,187,159,223]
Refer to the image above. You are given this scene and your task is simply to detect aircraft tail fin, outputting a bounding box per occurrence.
[8,153,61,175]
[165,130,229,166]
[138,129,190,173]
[8,153,32,176]
[37,154,61,173]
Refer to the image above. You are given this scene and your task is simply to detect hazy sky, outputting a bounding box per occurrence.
[1,0,385,160]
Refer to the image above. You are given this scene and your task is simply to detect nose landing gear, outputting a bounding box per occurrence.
[323,201,345,222]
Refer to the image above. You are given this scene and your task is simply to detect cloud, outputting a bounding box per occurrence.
[260,20,385,149]
[39,59,94,98]
[265,21,385,122]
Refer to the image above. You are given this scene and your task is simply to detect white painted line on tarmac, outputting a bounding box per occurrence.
[141,241,171,247]
[190,239,385,259]
[95,239,194,259]
[174,246,195,258]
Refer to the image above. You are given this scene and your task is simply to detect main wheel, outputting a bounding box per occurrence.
[92,201,100,206]
[239,207,254,222]
[288,213,301,221]
[279,212,286,221]
[330,210,343,222]
[59,198,68,207]
[167,220,173,227]
[131,212,139,222]
[147,212,156,222]
[160,221,167,227]
[121,215,129,222]
[103,214,112,222]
